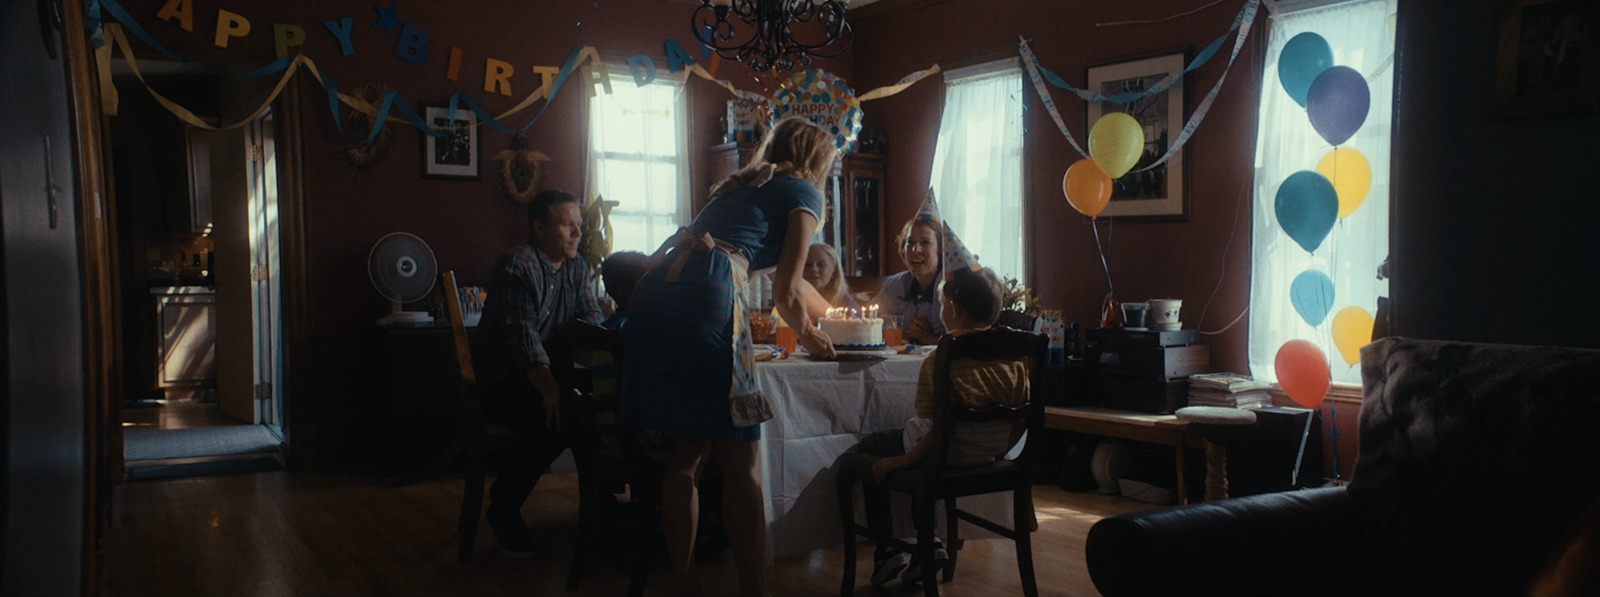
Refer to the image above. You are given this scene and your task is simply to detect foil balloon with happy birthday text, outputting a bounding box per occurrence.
[771,69,863,151]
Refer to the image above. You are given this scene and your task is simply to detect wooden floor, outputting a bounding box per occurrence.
[100,468,1162,597]
[121,389,237,431]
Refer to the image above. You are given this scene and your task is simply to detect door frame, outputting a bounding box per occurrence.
[59,12,312,588]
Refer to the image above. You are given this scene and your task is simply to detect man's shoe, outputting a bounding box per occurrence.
[871,550,911,587]
[486,508,537,559]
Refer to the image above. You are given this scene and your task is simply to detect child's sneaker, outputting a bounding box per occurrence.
[900,538,949,586]
[871,550,911,587]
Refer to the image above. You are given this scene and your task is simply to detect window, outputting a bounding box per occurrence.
[1249,0,1396,385]
[587,67,689,255]
[929,59,1026,283]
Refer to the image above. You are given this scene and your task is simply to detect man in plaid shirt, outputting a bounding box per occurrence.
[477,189,602,558]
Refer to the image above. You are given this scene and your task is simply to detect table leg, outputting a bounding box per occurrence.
[1203,442,1228,501]
[1173,440,1188,505]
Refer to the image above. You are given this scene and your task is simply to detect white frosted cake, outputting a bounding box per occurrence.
[819,315,885,349]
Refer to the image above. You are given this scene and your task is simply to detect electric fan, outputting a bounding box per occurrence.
[368,232,438,326]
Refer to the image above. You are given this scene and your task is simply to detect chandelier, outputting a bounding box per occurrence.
[692,0,854,73]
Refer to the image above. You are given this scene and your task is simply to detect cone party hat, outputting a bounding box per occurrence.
[942,222,981,280]
[915,187,942,225]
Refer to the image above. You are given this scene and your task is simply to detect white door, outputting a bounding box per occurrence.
[248,114,283,429]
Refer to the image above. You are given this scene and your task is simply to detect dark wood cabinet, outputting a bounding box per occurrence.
[837,152,886,276]
[703,142,888,276]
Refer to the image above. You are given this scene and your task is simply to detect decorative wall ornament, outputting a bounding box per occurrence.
[491,134,551,204]
[343,85,394,169]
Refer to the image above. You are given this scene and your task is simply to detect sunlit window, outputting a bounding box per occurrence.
[587,67,689,255]
[1249,0,1395,385]
[930,59,1025,283]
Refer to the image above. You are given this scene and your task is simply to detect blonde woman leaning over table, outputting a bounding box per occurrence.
[620,116,838,597]
[870,217,946,344]
[804,242,861,311]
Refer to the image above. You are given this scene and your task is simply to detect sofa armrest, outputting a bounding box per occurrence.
[1086,486,1364,597]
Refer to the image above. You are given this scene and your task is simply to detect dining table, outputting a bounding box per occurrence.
[754,349,1012,558]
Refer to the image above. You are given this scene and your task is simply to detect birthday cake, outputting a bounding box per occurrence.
[819,307,885,349]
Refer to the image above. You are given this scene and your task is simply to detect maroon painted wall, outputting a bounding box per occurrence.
[853,0,1264,375]
[115,0,849,467]
[113,0,1600,474]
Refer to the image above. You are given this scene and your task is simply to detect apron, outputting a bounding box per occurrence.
[650,230,774,428]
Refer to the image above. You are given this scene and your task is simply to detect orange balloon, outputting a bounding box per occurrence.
[1274,339,1330,408]
[1063,159,1113,218]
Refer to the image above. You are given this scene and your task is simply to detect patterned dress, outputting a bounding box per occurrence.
[620,176,823,441]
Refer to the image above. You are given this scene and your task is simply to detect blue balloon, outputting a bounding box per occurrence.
[1275,170,1338,253]
[1278,32,1333,108]
[1307,66,1370,146]
[1290,270,1336,327]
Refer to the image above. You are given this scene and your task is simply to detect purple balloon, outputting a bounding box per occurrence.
[1306,66,1370,146]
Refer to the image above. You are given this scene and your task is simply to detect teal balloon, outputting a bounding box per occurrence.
[1275,170,1338,253]
[1290,270,1336,327]
[1278,32,1333,108]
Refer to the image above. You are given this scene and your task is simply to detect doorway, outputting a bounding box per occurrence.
[106,64,289,480]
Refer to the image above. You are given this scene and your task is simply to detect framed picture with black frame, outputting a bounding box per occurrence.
[420,103,480,180]
[1495,0,1599,119]
[1087,51,1189,220]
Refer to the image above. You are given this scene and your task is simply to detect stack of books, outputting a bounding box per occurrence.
[1187,372,1274,409]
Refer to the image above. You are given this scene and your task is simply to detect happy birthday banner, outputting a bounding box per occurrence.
[1020,0,1260,172]
[93,0,939,148]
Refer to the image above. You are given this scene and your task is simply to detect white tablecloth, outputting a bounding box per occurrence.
[755,353,1011,557]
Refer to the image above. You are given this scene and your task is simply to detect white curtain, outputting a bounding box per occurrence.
[930,61,1026,283]
[1249,0,1395,385]
[587,69,689,255]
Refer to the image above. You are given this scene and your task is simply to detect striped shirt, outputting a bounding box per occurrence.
[477,242,602,391]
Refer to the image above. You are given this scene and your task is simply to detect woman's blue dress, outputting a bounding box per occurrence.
[620,176,823,441]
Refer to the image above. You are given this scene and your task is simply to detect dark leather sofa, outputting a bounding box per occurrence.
[1084,337,1600,596]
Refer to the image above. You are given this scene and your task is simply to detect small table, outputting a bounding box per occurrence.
[1043,406,1203,505]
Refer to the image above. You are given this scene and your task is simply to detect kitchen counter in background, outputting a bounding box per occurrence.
[153,286,216,387]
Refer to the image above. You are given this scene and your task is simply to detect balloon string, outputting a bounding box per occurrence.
[1091,218,1113,295]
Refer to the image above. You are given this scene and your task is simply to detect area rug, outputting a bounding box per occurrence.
[124,426,281,461]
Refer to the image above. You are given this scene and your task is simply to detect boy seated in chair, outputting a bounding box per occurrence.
[840,266,1029,589]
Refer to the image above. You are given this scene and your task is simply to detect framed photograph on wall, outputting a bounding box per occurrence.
[420,103,480,180]
[1495,0,1599,118]
[1087,52,1188,220]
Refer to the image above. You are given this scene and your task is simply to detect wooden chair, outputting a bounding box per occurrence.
[436,270,521,562]
[836,327,1050,597]
[549,319,661,597]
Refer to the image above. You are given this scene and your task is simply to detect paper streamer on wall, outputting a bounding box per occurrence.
[1018,0,1260,169]
[96,0,938,146]
[857,64,942,101]
[1018,39,1089,159]
[97,15,592,142]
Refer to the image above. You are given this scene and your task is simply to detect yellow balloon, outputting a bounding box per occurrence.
[1316,148,1372,219]
[1088,112,1145,179]
[1331,306,1375,365]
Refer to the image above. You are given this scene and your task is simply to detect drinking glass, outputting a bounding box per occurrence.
[749,311,777,344]
[882,314,905,347]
